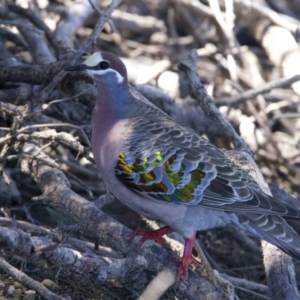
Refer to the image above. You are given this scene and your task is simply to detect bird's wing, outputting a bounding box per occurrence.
[115,119,299,218]
[231,213,300,260]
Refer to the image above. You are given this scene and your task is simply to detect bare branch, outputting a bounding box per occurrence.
[216,74,300,106]
[178,49,251,155]
[0,257,67,300]
[33,0,121,108]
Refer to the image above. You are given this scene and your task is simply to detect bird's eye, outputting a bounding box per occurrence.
[98,61,110,70]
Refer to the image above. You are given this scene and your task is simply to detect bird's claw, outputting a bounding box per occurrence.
[128,228,202,284]
[174,256,202,283]
[127,226,173,246]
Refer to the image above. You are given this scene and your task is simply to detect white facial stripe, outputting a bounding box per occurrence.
[84,53,103,67]
[86,68,124,83]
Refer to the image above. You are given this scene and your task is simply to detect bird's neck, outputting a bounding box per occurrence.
[91,81,132,172]
[95,81,132,119]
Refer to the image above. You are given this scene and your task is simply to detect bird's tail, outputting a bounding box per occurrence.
[230,213,300,260]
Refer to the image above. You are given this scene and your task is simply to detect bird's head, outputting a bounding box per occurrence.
[64,52,127,85]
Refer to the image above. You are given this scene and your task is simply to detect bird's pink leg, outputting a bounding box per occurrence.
[127,226,173,246]
[175,232,202,283]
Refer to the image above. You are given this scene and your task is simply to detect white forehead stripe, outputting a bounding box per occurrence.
[83,52,103,67]
[83,52,124,83]
[86,69,124,83]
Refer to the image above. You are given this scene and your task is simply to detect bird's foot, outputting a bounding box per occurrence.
[127,226,173,246]
[175,233,202,284]
[175,255,202,284]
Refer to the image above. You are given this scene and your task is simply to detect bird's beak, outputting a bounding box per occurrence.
[64,64,89,72]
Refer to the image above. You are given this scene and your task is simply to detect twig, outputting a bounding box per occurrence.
[222,272,268,295]
[0,226,126,290]
[0,217,50,236]
[0,225,32,253]
[48,153,97,177]
[0,257,67,300]
[178,49,251,155]
[88,0,103,15]
[208,0,237,51]
[0,61,64,84]
[0,123,91,148]
[7,4,69,56]
[37,87,92,113]
[0,217,120,258]
[33,0,121,107]
[16,129,88,154]
[88,0,119,33]
[8,19,55,64]
[215,74,300,106]
[234,0,300,34]
[193,239,216,285]
[4,152,93,199]
[265,0,300,19]
[0,101,22,117]
[0,26,27,47]
[272,112,300,120]
[111,9,166,35]
[234,286,270,300]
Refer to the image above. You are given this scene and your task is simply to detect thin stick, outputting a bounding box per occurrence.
[178,49,251,156]
[215,74,300,106]
[33,0,121,107]
[0,257,66,300]
[0,123,91,148]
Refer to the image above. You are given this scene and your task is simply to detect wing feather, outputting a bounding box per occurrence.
[115,110,300,218]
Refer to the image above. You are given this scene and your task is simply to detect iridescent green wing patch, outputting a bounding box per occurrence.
[115,150,213,205]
